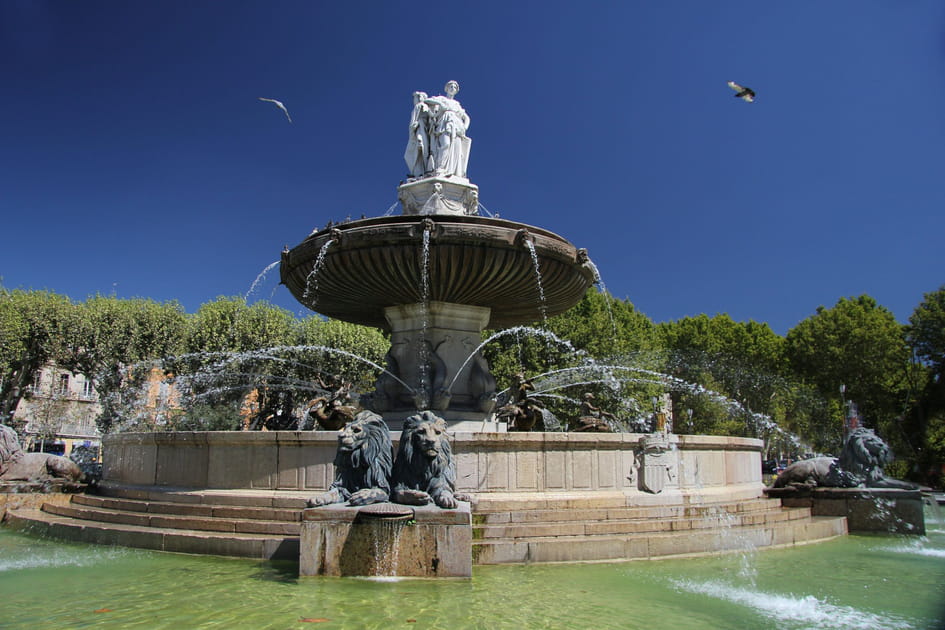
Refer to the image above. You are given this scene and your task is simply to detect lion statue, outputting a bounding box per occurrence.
[0,424,83,486]
[391,410,470,509]
[773,427,916,490]
[307,410,393,507]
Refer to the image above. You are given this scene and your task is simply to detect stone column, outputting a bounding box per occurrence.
[363,301,497,427]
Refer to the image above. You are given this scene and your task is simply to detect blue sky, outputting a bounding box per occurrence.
[1,1,943,335]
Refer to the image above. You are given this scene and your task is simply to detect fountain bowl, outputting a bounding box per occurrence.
[280,215,596,329]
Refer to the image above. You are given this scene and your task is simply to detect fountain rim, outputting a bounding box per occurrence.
[291,214,582,250]
[280,213,596,330]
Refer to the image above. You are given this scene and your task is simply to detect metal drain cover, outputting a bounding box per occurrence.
[357,503,415,520]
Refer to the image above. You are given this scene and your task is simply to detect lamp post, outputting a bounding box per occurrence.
[839,384,847,441]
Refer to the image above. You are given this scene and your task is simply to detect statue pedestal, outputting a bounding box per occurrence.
[398,177,479,215]
[766,486,926,535]
[363,301,497,424]
[299,502,472,577]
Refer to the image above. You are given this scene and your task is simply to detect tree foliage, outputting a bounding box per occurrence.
[785,295,910,451]
[483,290,660,428]
[658,314,793,445]
[909,285,945,377]
[0,289,78,427]
[6,281,945,486]
[904,286,945,477]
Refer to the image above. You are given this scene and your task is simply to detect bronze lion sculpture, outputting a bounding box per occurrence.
[391,410,470,509]
[307,410,393,507]
[0,424,83,485]
[773,427,916,489]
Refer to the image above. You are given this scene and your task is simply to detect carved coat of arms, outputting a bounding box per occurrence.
[637,434,672,494]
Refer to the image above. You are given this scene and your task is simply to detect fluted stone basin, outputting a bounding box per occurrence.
[280,215,595,330]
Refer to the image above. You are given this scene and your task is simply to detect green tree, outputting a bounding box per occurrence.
[658,314,788,440]
[0,289,78,427]
[905,286,945,481]
[909,285,945,377]
[167,297,298,431]
[295,316,389,388]
[73,296,188,434]
[483,290,659,428]
[785,295,910,452]
[545,290,657,360]
[185,297,296,354]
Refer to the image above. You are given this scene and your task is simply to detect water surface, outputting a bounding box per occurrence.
[2,512,944,629]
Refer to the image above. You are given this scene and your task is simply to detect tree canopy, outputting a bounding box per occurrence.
[4,283,944,485]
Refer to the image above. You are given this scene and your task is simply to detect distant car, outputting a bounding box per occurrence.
[775,460,792,474]
[762,460,778,474]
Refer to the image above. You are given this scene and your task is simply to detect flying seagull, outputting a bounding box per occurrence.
[727,81,755,102]
[258,97,292,123]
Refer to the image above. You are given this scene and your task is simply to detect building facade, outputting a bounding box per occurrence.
[12,365,101,456]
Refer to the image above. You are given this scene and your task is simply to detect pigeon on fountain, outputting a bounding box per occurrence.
[727,81,756,102]
[258,97,293,122]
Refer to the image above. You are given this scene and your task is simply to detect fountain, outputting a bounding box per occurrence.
[280,83,594,428]
[5,81,853,578]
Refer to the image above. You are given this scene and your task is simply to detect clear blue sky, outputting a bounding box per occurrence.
[2,1,943,335]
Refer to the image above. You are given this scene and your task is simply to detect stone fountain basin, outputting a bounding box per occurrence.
[280,215,595,330]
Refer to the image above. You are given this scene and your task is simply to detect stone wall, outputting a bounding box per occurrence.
[103,431,762,497]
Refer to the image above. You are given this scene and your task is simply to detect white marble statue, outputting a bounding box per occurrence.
[404,91,433,177]
[404,81,471,179]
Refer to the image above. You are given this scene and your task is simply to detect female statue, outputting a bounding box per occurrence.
[424,81,471,178]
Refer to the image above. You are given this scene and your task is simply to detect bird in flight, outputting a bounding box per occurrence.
[258,97,292,122]
[727,81,755,103]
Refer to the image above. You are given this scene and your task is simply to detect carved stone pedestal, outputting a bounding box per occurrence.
[766,486,926,535]
[299,502,472,577]
[398,177,479,216]
[363,301,497,426]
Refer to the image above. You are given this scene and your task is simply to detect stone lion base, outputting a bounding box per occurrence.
[765,486,925,535]
[299,502,472,578]
[0,488,80,523]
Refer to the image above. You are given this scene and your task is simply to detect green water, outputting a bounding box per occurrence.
[2,514,944,630]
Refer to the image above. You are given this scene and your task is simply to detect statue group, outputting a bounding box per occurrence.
[404,81,471,179]
[308,410,471,510]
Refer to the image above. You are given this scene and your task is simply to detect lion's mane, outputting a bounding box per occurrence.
[837,427,890,485]
[308,411,393,507]
[333,410,392,497]
[773,427,915,490]
[391,410,460,508]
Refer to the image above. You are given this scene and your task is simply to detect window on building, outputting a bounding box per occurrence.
[31,372,43,392]
[58,373,70,395]
[82,379,94,399]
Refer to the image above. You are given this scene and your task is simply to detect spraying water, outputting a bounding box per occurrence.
[301,240,334,304]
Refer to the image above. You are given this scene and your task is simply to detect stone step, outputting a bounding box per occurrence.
[470,487,769,512]
[71,494,302,523]
[473,506,812,540]
[472,516,848,564]
[42,502,301,536]
[473,497,789,525]
[5,486,844,566]
[5,507,299,560]
[96,482,310,509]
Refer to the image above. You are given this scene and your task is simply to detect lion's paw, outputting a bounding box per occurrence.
[434,492,457,509]
[348,488,389,506]
[307,491,340,507]
[393,488,431,506]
